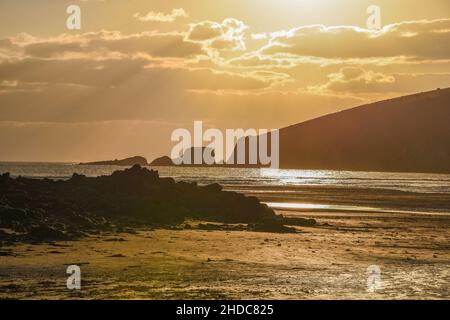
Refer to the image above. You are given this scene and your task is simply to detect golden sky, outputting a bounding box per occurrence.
[0,0,449,162]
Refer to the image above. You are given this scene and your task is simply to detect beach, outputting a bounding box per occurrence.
[1,164,449,299]
[1,208,449,300]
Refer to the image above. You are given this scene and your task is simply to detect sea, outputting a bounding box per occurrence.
[1,162,450,215]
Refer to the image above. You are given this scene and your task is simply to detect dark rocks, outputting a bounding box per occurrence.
[183,223,192,229]
[0,229,9,240]
[282,217,317,227]
[70,173,88,184]
[0,172,10,179]
[198,223,221,231]
[0,249,14,256]
[103,237,126,242]
[197,223,247,232]
[0,165,298,241]
[27,226,70,242]
[108,254,126,258]
[250,221,298,234]
[149,156,174,166]
[203,183,223,193]
[0,206,28,228]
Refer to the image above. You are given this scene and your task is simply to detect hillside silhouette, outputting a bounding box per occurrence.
[278,88,450,173]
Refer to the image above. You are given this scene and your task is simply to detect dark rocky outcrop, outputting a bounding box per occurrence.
[27,226,70,242]
[149,156,174,166]
[0,166,302,242]
[173,147,217,166]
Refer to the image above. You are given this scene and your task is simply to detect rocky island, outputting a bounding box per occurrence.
[149,156,174,166]
[79,156,149,166]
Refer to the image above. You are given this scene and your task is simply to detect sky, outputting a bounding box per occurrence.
[0,0,449,162]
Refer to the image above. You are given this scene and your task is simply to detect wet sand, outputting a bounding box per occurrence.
[1,209,449,300]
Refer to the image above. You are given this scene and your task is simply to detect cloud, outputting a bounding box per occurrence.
[133,8,188,23]
[187,21,224,42]
[222,19,450,71]
[186,19,249,57]
[330,67,395,84]
[309,67,450,95]
[0,18,449,135]
[311,67,395,93]
[0,54,287,126]
[251,33,268,40]
[260,19,450,61]
[7,31,205,61]
[0,80,47,94]
[0,58,276,93]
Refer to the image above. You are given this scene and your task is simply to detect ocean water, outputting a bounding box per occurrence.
[1,162,450,193]
[1,162,450,214]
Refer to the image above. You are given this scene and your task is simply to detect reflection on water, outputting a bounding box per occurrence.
[264,202,450,216]
[265,202,377,212]
[1,162,450,194]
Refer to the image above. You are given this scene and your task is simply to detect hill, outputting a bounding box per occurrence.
[278,88,450,173]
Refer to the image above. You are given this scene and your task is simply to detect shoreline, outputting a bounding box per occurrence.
[265,202,450,216]
[1,166,449,299]
[233,185,450,215]
[1,208,449,300]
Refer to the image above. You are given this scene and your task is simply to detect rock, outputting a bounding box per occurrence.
[282,217,317,227]
[103,237,126,242]
[27,226,70,242]
[198,223,220,231]
[0,250,14,256]
[149,156,174,166]
[175,147,216,166]
[0,206,28,229]
[108,254,126,258]
[203,183,223,193]
[0,229,9,240]
[251,220,297,234]
[0,165,282,242]
[0,172,10,179]
[70,173,88,183]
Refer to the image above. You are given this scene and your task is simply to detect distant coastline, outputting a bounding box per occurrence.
[79,156,149,166]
